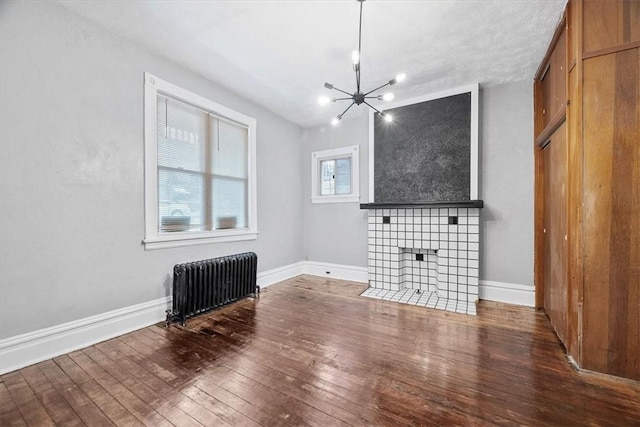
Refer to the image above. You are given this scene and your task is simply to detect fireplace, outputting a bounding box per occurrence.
[364,86,482,314]
[360,202,482,315]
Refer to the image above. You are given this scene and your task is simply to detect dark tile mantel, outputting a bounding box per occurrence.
[360,200,484,210]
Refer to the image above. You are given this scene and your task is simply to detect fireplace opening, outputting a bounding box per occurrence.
[402,248,438,293]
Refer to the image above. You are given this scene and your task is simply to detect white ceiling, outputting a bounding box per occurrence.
[56,0,566,128]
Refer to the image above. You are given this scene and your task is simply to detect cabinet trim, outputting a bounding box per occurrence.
[583,40,640,60]
[535,107,567,147]
[535,15,568,80]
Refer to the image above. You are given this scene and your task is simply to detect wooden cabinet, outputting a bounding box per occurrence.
[534,0,639,381]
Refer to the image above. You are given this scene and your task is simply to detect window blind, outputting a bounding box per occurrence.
[210,117,248,229]
[157,94,248,232]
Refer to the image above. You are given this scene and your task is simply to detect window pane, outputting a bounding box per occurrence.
[320,159,335,195]
[211,118,248,178]
[157,95,206,172]
[158,169,204,232]
[335,158,351,194]
[212,178,247,229]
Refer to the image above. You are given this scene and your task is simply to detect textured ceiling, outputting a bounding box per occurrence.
[56,0,566,128]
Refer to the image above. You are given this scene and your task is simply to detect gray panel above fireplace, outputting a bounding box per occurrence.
[373,91,473,203]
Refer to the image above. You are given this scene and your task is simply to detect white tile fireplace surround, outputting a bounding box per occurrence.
[363,206,481,315]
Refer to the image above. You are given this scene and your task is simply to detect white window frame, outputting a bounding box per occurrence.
[143,73,258,250]
[311,145,360,204]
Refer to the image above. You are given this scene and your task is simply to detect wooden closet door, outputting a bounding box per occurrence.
[581,47,640,379]
[543,122,568,344]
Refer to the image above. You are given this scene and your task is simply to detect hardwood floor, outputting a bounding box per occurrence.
[2,275,639,426]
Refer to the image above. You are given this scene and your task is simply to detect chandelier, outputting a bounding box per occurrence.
[319,0,406,125]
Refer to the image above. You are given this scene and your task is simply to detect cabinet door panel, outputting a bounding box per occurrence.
[583,0,640,54]
[540,28,567,128]
[582,48,639,380]
[543,123,568,344]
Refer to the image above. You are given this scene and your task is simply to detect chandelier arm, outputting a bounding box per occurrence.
[334,97,354,101]
[338,101,356,118]
[364,81,391,96]
[330,86,353,97]
[363,101,384,115]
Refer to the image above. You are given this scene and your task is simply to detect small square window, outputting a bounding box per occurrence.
[311,145,360,204]
[320,157,351,195]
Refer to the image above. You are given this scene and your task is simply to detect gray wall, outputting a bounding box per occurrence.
[0,0,534,341]
[0,1,304,339]
[480,80,534,286]
[303,81,534,287]
[302,115,369,267]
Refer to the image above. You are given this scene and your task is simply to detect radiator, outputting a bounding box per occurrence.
[167,252,259,326]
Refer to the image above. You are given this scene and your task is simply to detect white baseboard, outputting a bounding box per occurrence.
[0,296,171,375]
[303,261,368,283]
[479,280,535,307]
[257,261,305,289]
[0,261,307,375]
[299,263,536,309]
[2,262,530,375]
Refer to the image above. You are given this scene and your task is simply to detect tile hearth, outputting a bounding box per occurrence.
[360,287,477,315]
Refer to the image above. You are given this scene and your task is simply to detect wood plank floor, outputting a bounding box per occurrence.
[2,276,639,426]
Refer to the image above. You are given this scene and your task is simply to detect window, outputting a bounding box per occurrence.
[311,145,360,204]
[143,73,257,249]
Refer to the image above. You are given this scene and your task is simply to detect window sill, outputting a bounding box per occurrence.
[311,195,360,204]
[143,230,258,250]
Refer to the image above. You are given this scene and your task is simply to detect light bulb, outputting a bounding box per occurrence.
[351,50,360,65]
[384,113,393,122]
[331,117,341,126]
[318,96,331,106]
[382,93,394,101]
[395,73,406,83]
